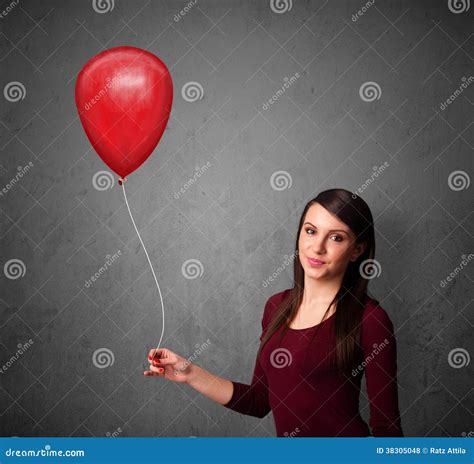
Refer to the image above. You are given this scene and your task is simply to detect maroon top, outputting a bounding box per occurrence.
[223,288,403,437]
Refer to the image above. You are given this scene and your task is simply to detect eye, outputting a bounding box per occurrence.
[304,227,343,242]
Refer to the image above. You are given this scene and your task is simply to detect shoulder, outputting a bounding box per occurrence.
[262,288,291,327]
[361,298,396,344]
[362,298,394,328]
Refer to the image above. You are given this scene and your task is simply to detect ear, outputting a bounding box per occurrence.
[350,241,367,262]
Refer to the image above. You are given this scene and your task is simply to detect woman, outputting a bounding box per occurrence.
[144,188,404,437]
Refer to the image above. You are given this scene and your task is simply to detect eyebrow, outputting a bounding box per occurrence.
[303,222,350,234]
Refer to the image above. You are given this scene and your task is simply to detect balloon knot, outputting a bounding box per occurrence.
[118,177,126,186]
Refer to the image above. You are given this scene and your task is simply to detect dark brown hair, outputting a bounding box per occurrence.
[257,188,379,377]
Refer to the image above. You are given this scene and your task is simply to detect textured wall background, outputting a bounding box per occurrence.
[0,0,472,437]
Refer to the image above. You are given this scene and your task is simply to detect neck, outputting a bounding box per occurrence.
[302,273,344,306]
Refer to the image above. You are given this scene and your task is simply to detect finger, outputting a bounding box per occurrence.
[148,350,175,366]
[148,348,164,360]
[143,370,160,376]
[147,349,163,365]
[148,364,165,375]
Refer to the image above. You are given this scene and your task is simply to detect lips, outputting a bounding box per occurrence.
[308,257,325,265]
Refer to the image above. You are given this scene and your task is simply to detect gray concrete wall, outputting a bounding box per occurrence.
[0,0,472,437]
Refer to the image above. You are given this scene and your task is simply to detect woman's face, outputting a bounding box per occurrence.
[298,203,366,281]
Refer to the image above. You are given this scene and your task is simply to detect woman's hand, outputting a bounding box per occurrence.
[144,348,192,384]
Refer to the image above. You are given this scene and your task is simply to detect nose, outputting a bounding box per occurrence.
[311,235,326,254]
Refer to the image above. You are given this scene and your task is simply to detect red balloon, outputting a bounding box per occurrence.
[75,46,173,179]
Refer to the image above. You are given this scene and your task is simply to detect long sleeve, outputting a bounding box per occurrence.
[361,303,404,436]
[222,298,273,418]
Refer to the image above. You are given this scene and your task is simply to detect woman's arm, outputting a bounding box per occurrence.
[361,303,404,437]
[186,350,271,418]
[186,297,275,419]
[186,364,234,405]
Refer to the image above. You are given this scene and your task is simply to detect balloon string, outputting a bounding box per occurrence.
[119,177,164,364]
